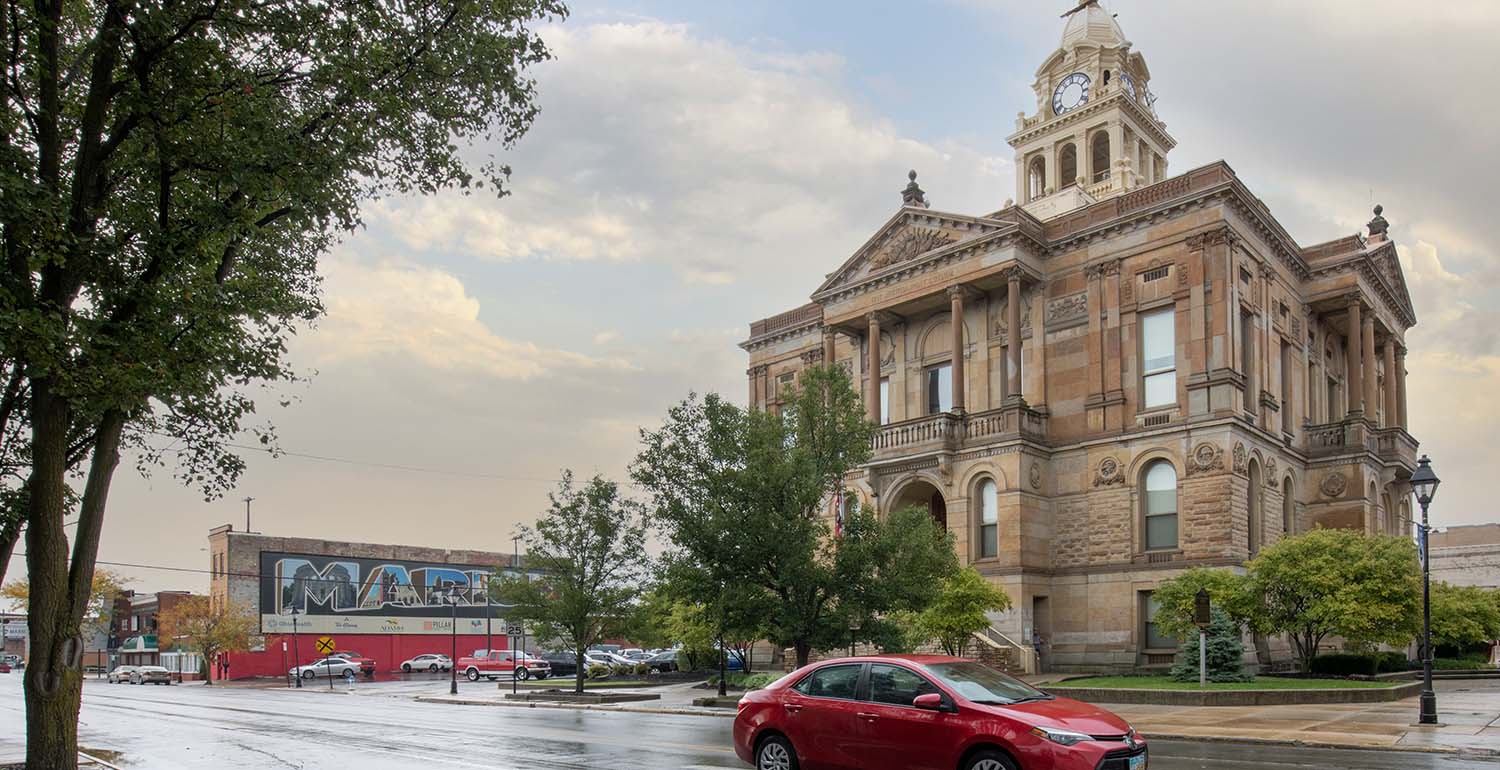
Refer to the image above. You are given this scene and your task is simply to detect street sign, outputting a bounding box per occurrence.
[315,636,336,655]
[506,625,523,637]
[1193,588,1212,629]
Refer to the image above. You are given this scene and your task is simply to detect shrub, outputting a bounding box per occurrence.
[1169,608,1253,683]
[1308,653,1378,676]
[610,663,634,677]
[633,663,651,676]
[1376,651,1411,673]
[586,664,611,679]
[1432,657,1491,671]
[709,671,780,691]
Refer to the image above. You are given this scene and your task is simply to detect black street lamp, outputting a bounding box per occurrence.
[1411,454,1441,726]
[290,606,302,689]
[848,619,861,658]
[448,593,459,695]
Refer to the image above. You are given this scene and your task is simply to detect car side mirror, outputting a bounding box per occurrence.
[913,693,953,713]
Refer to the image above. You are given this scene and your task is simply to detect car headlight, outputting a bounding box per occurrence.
[1029,726,1093,747]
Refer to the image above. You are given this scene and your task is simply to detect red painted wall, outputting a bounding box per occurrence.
[225,633,510,679]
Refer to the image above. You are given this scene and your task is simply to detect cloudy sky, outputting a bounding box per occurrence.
[40,0,1498,593]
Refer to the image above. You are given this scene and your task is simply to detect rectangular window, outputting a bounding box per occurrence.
[1241,311,1256,411]
[1142,593,1176,650]
[1142,265,1169,283]
[1144,499,1178,550]
[1281,342,1293,433]
[879,378,890,425]
[1140,308,1176,409]
[926,364,952,414]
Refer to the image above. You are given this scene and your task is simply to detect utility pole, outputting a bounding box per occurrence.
[242,497,255,534]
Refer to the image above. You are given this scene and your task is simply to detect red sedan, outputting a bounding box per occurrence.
[733,655,1146,770]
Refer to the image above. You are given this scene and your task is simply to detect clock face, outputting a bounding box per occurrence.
[1052,72,1091,115]
[1120,73,1138,101]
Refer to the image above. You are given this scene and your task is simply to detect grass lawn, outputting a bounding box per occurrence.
[1051,676,1399,691]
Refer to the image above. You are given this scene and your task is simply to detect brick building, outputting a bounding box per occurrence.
[208,525,525,678]
[1430,524,1500,591]
[741,2,1420,672]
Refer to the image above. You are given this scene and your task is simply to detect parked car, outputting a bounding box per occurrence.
[106,665,138,684]
[538,651,582,677]
[400,654,452,673]
[456,649,551,682]
[0,663,11,673]
[643,650,679,673]
[2,654,22,668]
[592,651,636,666]
[619,648,649,661]
[329,650,377,677]
[583,653,615,671]
[734,655,1146,770]
[290,657,361,680]
[130,666,173,685]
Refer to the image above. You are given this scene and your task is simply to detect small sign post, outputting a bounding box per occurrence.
[316,637,337,691]
[1194,588,1212,689]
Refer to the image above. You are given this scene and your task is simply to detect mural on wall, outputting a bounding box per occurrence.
[258,552,535,635]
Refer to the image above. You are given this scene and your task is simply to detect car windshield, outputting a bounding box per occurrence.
[921,661,1051,704]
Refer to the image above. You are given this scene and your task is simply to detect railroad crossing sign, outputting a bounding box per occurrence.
[315,636,336,655]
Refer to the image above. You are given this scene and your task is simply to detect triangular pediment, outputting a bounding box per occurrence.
[1368,240,1417,324]
[813,209,1002,297]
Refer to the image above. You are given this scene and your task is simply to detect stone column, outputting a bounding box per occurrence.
[1396,347,1408,429]
[747,366,759,410]
[822,330,836,367]
[1382,340,1397,428]
[949,286,967,413]
[1346,297,1363,417]
[866,313,882,424]
[1362,314,1377,423]
[1006,270,1023,402]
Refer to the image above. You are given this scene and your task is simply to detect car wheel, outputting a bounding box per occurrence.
[428,664,438,673]
[402,663,412,673]
[755,734,798,770]
[514,667,529,681]
[963,749,1019,770]
[465,668,480,682]
[301,670,316,680]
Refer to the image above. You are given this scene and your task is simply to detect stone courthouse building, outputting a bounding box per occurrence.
[741,2,1420,671]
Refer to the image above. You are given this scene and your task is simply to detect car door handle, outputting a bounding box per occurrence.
[784,704,803,714]
[857,712,879,721]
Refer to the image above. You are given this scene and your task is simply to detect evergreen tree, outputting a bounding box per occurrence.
[1170,608,1254,683]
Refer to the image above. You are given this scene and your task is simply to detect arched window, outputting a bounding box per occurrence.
[1143,461,1178,551]
[1059,144,1078,189]
[1027,156,1046,201]
[1282,478,1294,535]
[977,478,999,558]
[1091,132,1110,183]
[1247,460,1262,556]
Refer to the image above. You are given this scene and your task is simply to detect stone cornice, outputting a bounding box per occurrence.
[739,317,822,353]
[1006,91,1176,152]
[811,226,1045,307]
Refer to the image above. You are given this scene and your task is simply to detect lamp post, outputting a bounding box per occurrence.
[290,606,301,689]
[1410,454,1441,726]
[848,619,861,658]
[512,536,523,696]
[448,593,459,695]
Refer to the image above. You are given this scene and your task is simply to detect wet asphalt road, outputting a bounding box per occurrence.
[0,678,1493,769]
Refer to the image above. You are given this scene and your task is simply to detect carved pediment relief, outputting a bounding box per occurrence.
[815,211,995,297]
[869,227,957,270]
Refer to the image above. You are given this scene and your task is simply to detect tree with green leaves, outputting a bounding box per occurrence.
[1430,582,1500,652]
[1169,607,1253,683]
[2,568,128,640]
[912,567,1012,657]
[0,1,564,764]
[1148,567,1254,640]
[633,366,958,669]
[1244,528,1421,673]
[491,472,651,694]
[156,597,260,685]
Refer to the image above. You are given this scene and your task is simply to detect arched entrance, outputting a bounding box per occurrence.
[891,480,947,531]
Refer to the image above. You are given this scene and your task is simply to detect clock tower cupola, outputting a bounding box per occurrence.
[1007,1,1176,219]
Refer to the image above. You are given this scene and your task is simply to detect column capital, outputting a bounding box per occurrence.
[1344,292,1365,310]
[947,284,985,302]
[1084,258,1121,280]
[1186,225,1235,252]
[865,310,901,326]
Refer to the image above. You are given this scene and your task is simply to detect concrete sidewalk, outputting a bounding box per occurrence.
[1101,679,1500,756]
[414,680,738,717]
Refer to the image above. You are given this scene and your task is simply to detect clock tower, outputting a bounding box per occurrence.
[1007,1,1176,219]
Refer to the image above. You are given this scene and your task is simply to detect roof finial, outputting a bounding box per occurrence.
[1367,204,1389,241]
[901,169,929,208]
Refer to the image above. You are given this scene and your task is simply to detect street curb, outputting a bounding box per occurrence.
[1142,731,1500,758]
[414,695,736,718]
[411,696,1500,757]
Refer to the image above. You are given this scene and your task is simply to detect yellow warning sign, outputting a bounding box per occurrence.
[314,636,336,655]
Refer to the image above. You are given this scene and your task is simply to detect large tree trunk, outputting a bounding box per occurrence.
[24,395,126,770]
[794,641,811,669]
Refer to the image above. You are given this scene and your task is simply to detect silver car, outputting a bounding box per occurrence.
[106,665,138,684]
[131,666,172,685]
[289,657,360,680]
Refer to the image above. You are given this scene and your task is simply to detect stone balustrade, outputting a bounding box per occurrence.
[869,405,1049,460]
